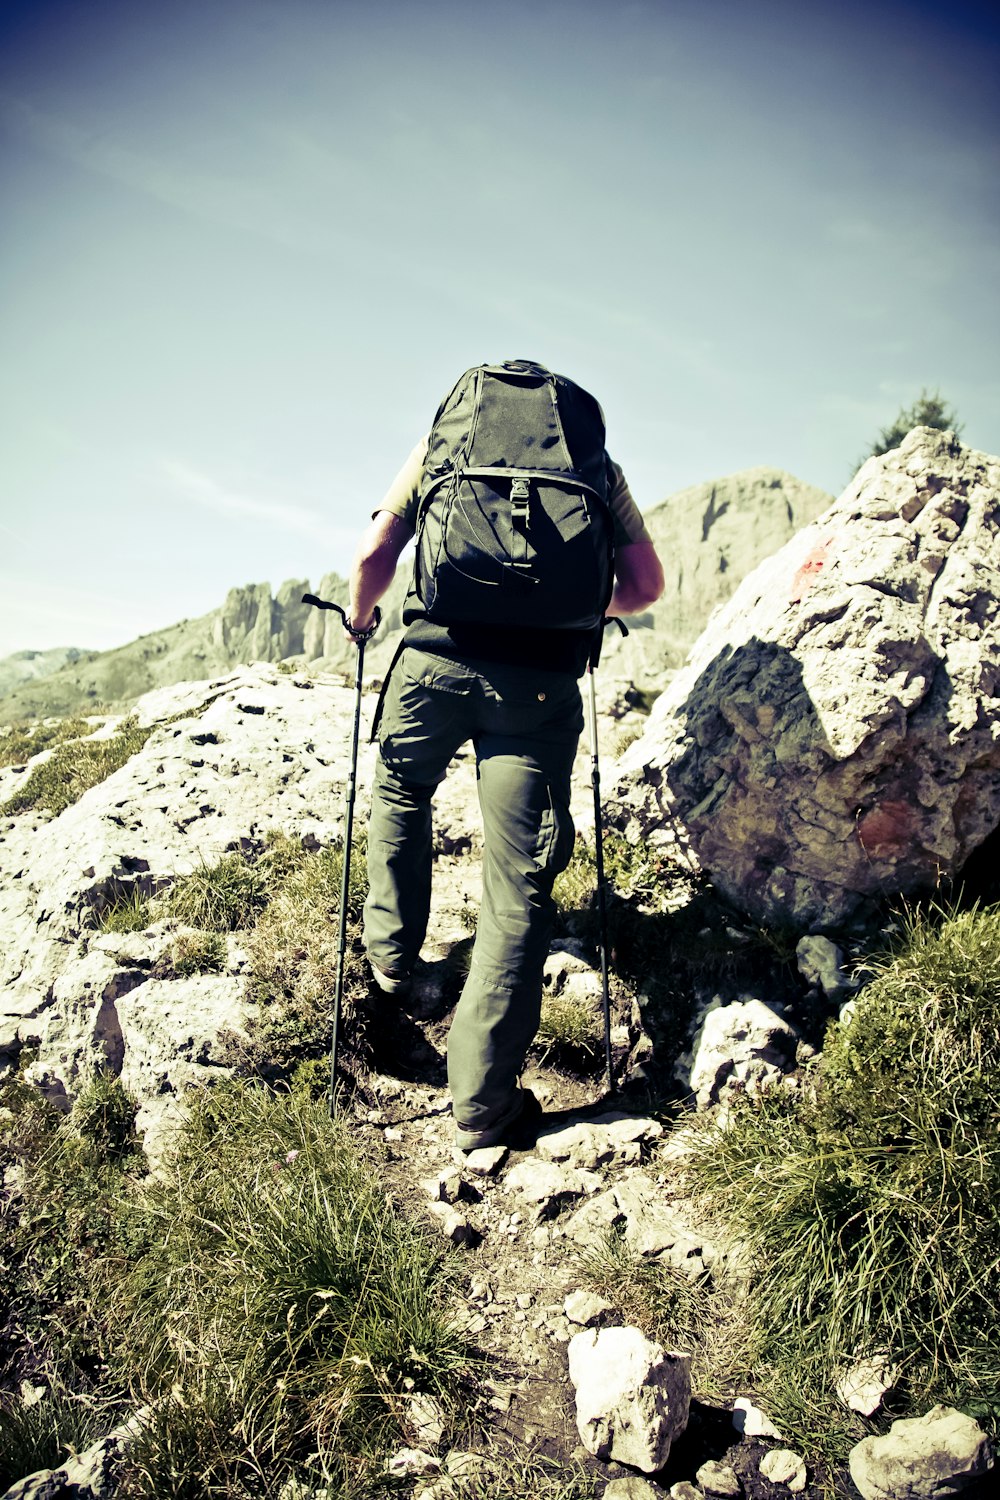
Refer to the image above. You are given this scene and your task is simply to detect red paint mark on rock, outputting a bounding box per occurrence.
[789,537,833,602]
[856,799,914,856]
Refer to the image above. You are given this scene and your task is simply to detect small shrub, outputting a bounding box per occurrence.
[536,995,602,1064]
[71,1072,139,1162]
[0,1071,151,1393]
[571,1226,746,1396]
[170,931,227,976]
[1,718,151,817]
[235,840,369,1078]
[688,900,1000,1447]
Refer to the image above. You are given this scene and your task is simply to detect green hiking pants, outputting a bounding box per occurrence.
[364,647,582,1145]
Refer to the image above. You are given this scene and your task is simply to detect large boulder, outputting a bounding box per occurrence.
[612,429,1000,930]
[0,665,370,1120]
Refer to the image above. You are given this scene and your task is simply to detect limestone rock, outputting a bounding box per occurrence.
[848,1404,994,1499]
[835,1351,900,1416]
[0,665,374,1130]
[696,1459,742,1495]
[605,1479,665,1499]
[759,1449,807,1492]
[613,430,1000,930]
[688,998,800,1108]
[567,1325,691,1472]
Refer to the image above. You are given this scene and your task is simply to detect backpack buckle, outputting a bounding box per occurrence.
[511,477,530,525]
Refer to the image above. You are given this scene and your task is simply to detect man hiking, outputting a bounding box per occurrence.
[343,360,664,1152]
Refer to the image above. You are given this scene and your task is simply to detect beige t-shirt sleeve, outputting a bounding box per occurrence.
[374,436,428,528]
[375,437,650,547]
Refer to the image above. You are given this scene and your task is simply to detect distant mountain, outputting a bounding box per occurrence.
[0,647,97,698]
[0,467,833,723]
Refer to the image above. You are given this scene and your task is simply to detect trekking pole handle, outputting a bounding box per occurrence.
[301,594,381,642]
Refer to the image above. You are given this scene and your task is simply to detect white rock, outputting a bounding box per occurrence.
[759,1449,807,1492]
[848,1404,995,1500]
[697,1458,742,1495]
[688,998,800,1108]
[732,1396,783,1439]
[386,1447,441,1477]
[505,1158,589,1215]
[613,430,1000,931]
[564,1289,614,1326]
[835,1351,899,1416]
[463,1144,507,1176]
[567,1326,691,1472]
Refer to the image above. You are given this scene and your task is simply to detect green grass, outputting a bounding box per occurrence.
[536,994,602,1067]
[111,1082,471,1497]
[686,899,1000,1454]
[98,886,153,934]
[170,930,228,975]
[229,838,370,1079]
[1,1070,475,1497]
[0,715,95,771]
[152,852,270,932]
[1,717,151,817]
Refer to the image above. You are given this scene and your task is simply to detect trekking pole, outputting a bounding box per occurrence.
[302,594,380,1118]
[586,617,628,1096]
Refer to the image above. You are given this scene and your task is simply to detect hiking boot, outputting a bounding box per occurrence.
[368,958,412,1000]
[455,1089,543,1154]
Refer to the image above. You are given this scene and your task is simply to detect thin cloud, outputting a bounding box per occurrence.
[161,459,350,549]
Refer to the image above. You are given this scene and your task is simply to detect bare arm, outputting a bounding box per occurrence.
[347,510,414,637]
[607,539,665,616]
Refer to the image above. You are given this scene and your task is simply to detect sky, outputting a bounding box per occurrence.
[1,0,997,658]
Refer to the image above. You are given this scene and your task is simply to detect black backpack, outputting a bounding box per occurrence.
[412,360,614,637]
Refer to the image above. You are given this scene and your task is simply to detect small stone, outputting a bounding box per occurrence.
[426,1202,477,1247]
[423,1169,463,1205]
[697,1459,742,1496]
[564,1289,614,1326]
[386,1447,441,1477]
[759,1449,807,1492]
[604,1479,664,1499]
[732,1396,783,1439]
[670,1485,706,1500]
[384,1127,404,1142]
[464,1145,508,1176]
[516,1293,533,1309]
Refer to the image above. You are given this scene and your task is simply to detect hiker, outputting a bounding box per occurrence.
[343,361,664,1151]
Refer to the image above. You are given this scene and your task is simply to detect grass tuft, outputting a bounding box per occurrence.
[1,718,151,817]
[687,899,1000,1450]
[111,1083,470,1496]
[0,715,95,771]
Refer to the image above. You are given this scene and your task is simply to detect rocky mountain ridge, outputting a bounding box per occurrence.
[0,466,832,723]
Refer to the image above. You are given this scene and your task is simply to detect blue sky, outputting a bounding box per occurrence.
[1,0,997,656]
